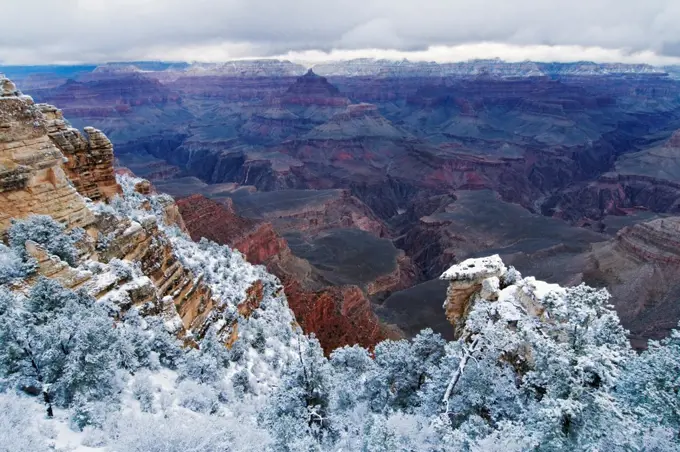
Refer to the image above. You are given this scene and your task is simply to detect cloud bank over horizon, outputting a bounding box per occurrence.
[2,0,680,65]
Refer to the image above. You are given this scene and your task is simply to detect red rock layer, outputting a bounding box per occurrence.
[281,279,392,354]
[178,194,286,264]
[176,194,394,353]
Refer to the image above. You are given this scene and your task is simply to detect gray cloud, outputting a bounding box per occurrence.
[1,0,680,64]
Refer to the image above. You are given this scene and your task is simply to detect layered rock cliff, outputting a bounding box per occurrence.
[176,193,398,353]
[0,75,285,348]
[583,216,680,348]
[39,103,121,201]
[0,76,96,231]
[178,194,287,265]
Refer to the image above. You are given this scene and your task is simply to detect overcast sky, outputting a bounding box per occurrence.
[2,0,680,65]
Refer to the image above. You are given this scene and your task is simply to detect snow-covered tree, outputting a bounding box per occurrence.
[261,335,334,451]
[179,328,231,384]
[0,244,27,285]
[618,325,680,434]
[0,392,55,452]
[8,214,81,267]
[108,412,267,452]
[0,278,163,421]
[365,329,446,414]
[0,280,115,414]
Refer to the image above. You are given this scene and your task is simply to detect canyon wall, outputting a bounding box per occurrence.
[0,75,272,346]
[583,217,680,348]
[176,194,400,353]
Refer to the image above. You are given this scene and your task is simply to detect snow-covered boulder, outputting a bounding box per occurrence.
[440,255,507,336]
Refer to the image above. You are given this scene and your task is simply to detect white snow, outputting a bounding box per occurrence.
[440,254,507,282]
[52,409,105,452]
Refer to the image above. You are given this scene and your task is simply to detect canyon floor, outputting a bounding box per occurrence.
[6,59,680,349]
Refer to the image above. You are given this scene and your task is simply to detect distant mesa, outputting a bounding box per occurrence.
[283,68,349,105]
[93,63,141,74]
[180,59,307,77]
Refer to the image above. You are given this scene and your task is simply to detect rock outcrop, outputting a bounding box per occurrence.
[90,208,214,333]
[39,103,121,201]
[0,76,95,231]
[440,255,507,337]
[0,76,279,348]
[440,255,562,337]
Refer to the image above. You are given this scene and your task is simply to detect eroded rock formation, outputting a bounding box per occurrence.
[0,76,96,231]
[584,216,680,348]
[0,75,275,348]
[40,103,121,201]
[440,255,562,337]
[176,193,398,353]
[440,255,507,336]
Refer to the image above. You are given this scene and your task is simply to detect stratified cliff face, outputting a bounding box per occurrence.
[0,75,284,348]
[0,77,95,231]
[583,217,680,348]
[176,194,398,353]
[545,130,680,223]
[282,282,394,354]
[178,194,286,265]
[39,104,121,201]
